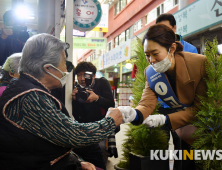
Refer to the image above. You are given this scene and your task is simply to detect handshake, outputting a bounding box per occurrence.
[106,106,166,128]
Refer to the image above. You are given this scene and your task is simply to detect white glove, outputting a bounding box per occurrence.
[117,106,137,123]
[143,114,166,128]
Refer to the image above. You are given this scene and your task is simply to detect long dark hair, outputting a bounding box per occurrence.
[142,24,183,53]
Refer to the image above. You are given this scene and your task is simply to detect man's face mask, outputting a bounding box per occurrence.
[151,48,172,73]
[44,64,69,87]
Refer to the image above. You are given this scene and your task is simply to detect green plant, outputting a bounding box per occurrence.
[117,37,168,169]
[131,37,149,107]
[192,38,222,170]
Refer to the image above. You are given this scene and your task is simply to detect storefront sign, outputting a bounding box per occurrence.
[164,0,174,13]
[73,37,106,49]
[92,4,109,32]
[73,0,102,32]
[174,0,222,37]
[104,39,131,69]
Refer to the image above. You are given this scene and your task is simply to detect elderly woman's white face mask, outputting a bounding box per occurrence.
[44,64,69,87]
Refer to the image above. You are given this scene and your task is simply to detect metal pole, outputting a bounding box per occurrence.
[38,0,55,34]
[55,0,61,38]
[65,0,73,118]
[120,62,123,82]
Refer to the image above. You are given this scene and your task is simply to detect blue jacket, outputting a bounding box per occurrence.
[158,34,198,108]
[179,35,198,54]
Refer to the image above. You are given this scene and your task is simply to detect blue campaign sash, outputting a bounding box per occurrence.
[146,66,191,110]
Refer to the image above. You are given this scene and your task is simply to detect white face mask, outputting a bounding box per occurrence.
[151,49,172,73]
[44,64,69,87]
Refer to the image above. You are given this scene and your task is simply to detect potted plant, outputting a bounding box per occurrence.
[191,38,222,170]
[115,38,169,170]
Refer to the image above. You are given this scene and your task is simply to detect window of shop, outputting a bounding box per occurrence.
[174,0,178,6]
[157,3,164,17]
[120,0,126,11]
[114,36,119,47]
[145,15,148,25]
[115,1,119,15]
[119,31,125,45]
[115,0,133,16]
[125,29,130,41]
[134,19,143,33]
[126,0,132,4]
[114,28,130,47]
[107,41,112,51]
[89,51,96,61]
[164,0,178,13]
[145,8,156,25]
[86,57,90,62]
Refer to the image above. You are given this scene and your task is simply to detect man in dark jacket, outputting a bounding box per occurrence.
[0,10,29,66]
[72,62,115,169]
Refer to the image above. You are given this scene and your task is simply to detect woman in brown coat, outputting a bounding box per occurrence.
[111,24,207,170]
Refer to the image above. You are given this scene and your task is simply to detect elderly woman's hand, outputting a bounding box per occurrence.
[106,108,123,126]
[80,161,96,170]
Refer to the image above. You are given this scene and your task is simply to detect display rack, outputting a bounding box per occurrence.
[117,82,133,106]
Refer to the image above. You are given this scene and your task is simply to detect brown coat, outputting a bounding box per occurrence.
[135,52,207,133]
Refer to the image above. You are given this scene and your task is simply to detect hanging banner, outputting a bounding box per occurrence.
[98,55,104,70]
[73,0,102,32]
[174,0,222,37]
[73,37,106,49]
[92,4,109,32]
[104,39,131,69]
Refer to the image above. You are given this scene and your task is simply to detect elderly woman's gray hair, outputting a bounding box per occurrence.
[2,53,22,74]
[19,33,67,79]
[0,53,22,81]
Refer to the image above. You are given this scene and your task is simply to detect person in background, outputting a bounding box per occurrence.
[0,10,29,66]
[156,13,198,54]
[72,62,115,169]
[107,24,207,170]
[0,53,21,96]
[0,33,122,170]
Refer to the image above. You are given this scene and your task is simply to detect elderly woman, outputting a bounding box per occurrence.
[0,53,21,96]
[109,24,207,170]
[0,34,122,170]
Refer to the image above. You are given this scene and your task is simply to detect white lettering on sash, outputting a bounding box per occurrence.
[155,82,167,95]
[164,96,182,108]
[150,73,162,82]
